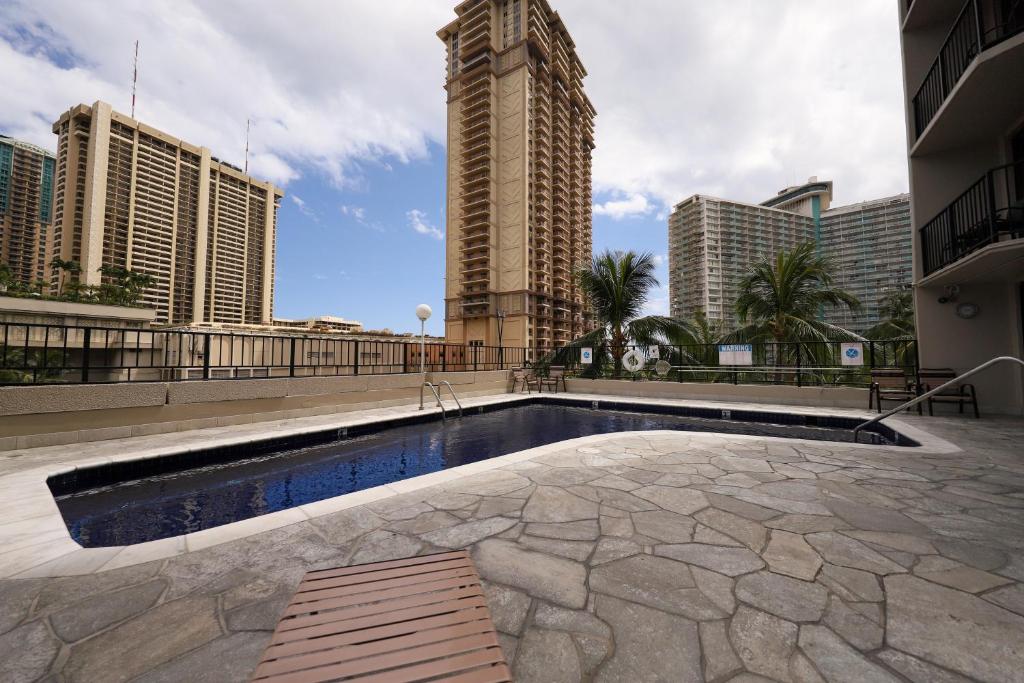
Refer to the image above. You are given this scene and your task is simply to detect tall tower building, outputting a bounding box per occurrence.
[669,178,912,334]
[0,135,56,286]
[438,0,596,351]
[50,101,282,325]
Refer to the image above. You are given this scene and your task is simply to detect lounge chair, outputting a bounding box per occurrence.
[540,365,567,393]
[869,369,921,414]
[250,550,511,682]
[919,368,980,418]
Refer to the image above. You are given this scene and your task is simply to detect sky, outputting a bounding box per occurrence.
[0,0,910,336]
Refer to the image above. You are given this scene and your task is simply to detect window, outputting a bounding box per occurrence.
[502,0,521,48]
[469,340,484,347]
[449,33,460,78]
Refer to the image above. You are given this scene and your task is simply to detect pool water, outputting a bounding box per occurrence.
[51,401,908,547]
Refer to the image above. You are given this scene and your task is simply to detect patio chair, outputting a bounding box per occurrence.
[540,365,567,393]
[511,367,540,394]
[869,369,922,414]
[250,550,511,682]
[919,368,980,418]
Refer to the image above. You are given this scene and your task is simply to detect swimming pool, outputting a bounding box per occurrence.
[50,398,914,547]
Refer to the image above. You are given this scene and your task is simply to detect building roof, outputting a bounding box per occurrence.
[0,134,56,159]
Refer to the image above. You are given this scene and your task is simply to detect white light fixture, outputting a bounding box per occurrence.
[416,304,432,374]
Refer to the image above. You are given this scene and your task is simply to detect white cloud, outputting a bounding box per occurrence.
[407,209,443,241]
[651,254,668,267]
[290,194,318,222]
[312,273,328,281]
[0,0,452,187]
[594,193,655,220]
[339,205,367,222]
[553,0,908,207]
[641,285,670,317]
[0,0,909,211]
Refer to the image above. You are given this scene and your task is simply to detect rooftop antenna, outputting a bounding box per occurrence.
[131,40,139,119]
[244,118,251,174]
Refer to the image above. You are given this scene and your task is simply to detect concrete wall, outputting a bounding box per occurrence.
[566,378,869,410]
[0,370,512,450]
[914,281,1024,415]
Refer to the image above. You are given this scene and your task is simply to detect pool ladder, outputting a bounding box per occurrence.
[420,381,464,419]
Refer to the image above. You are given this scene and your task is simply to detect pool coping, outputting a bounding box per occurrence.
[0,392,959,579]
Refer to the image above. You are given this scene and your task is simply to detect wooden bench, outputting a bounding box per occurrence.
[869,369,921,414]
[250,550,511,683]
[919,368,980,418]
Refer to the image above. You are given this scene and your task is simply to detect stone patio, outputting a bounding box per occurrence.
[1,409,1023,682]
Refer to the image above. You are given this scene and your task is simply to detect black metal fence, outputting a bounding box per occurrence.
[0,323,530,385]
[544,340,918,389]
[0,322,918,389]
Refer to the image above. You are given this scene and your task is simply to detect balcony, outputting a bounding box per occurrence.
[919,161,1024,278]
[912,0,1024,141]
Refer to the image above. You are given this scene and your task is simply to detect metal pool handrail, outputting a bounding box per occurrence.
[420,382,445,418]
[852,356,1024,443]
[439,381,464,417]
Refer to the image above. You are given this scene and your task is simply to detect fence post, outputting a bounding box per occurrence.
[442,346,447,373]
[869,341,876,370]
[473,346,478,373]
[289,338,296,378]
[353,340,360,376]
[80,328,91,383]
[202,334,211,380]
[403,343,409,374]
[796,344,802,387]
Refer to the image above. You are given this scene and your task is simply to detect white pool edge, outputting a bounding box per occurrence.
[0,392,959,578]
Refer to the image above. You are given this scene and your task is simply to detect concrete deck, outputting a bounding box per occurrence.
[0,395,1022,682]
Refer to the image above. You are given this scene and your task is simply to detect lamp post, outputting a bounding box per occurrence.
[496,309,507,369]
[416,304,432,374]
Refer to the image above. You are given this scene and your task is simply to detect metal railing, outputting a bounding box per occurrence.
[920,161,1024,276]
[912,0,1024,139]
[0,323,532,385]
[544,340,918,389]
[420,382,445,418]
[852,356,1024,442]
[0,320,919,391]
[439,381,464,417]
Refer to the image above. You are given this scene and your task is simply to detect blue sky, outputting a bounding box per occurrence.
[1,1,908,337]
[277,141,670,335]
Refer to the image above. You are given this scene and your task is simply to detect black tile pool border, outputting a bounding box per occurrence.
[47,397,916,498]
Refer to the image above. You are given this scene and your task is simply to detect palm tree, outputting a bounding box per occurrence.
[729,242,862,377]
[567,250,693,377]
[866,289,915,339]
[865,288,916,369]
[733,242,862,344]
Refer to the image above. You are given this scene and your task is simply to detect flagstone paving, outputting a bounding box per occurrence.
[1,414,1023,682]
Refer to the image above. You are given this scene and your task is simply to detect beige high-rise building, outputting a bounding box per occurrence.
[50,101,282,325]
[438,0,596,350]
[0,135,56,286]
[898,0,1024,414]
[669,179,913,334]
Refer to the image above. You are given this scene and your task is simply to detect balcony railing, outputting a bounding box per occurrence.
[920,160,1024,276]
[912,0,1024,138]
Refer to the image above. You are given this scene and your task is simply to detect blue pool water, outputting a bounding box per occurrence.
[51,401,908,547]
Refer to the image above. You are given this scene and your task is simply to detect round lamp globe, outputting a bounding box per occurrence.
[415,304,433,322]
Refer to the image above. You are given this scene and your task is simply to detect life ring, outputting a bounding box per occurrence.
[622,350,645,373]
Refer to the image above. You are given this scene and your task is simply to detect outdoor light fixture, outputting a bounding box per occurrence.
[416,304,432,374]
